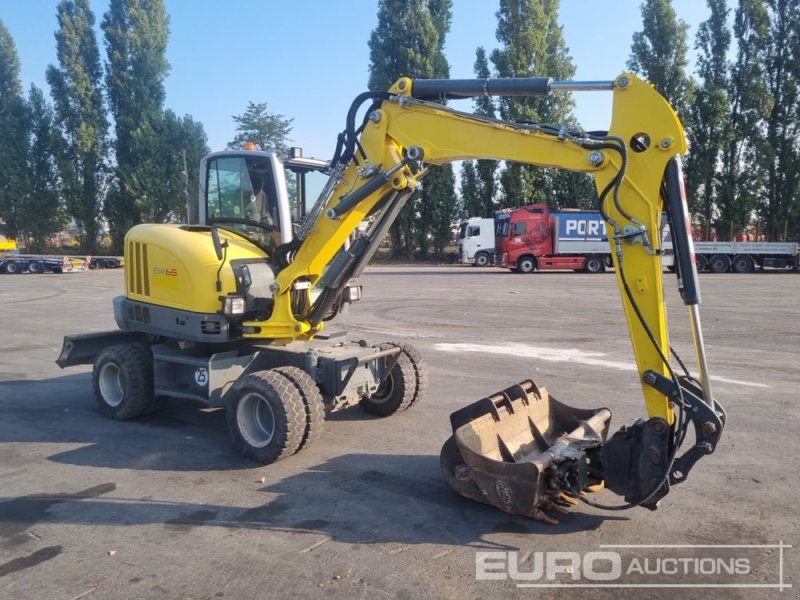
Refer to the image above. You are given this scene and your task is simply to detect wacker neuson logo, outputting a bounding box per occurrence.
[476,543,792,590]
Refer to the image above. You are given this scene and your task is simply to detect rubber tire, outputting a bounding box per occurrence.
[696,255,707,273]
[93,344,154,420]
[386,342,428,408]
[5,261,20,274]
[731,255,754,273]
[27,261,43,274]
[227,370,306,464]
[271,366,325,451]
[709,254,730,273]
[360,346,416,417]
[475,252,491,267]
[583,256,605,273]
[517,256,537,274]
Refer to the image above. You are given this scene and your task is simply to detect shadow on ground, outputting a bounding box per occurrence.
[0,453,623,552]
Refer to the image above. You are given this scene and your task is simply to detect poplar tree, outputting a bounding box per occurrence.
[491,0,584,207]
[367,0,441,258]
[718,0,770,240]
[459,161,481,217]
[0,20,28,241]
[628,0,695,122]
[21,85,65,251]
[686,0,732,238]
[759,0,800,240]
[473,47,498,217]
[102,0,170,245]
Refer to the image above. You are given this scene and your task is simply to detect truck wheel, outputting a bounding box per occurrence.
[227,370,306,464]
[27,261,43,274]
[709,254,730,273]
[271,366,325,451]
[731,255,754,273]
[475,252,491,267]
[583,256,605,273]
[517,256,537,274]
[5,261,20,274]
[360,347,416,416]
[696,255,707,272]
[93,344,154,420]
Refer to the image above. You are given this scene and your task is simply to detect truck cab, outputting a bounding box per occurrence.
[457,217,495,266]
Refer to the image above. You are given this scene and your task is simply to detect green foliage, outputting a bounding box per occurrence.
[368,0,456,258]
[491,0,582,208]
[460,161,481,217]
[20,85,66,251]
[473,47,498,217]
[758,0,800,240]
[102,0,170,247]
[717,0,771,239]
[0,19,21,102]
[686,0,732,239]
[227,102,293,153]
[628,0,696,121]
[47,0,108,253]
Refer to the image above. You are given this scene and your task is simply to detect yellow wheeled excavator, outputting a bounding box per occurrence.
[58,72,725,522]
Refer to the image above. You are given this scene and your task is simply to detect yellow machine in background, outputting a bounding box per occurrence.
[59,73,724,523]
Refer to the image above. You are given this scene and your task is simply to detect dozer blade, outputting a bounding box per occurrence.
[440,379,612,523]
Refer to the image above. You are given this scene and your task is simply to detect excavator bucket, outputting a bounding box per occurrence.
[440,379,613,523]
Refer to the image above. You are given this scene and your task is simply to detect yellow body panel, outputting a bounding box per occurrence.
[125,224,267,314]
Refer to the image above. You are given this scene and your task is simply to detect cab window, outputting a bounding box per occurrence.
[512,222,526,236]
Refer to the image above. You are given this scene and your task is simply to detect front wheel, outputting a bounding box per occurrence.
[517,256,537,274]
[227,370,306,464]
[4,261,20,274]
[475,252,491,267]
[93,344,154,420]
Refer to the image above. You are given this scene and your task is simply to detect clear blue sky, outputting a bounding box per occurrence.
[4,1,711,160]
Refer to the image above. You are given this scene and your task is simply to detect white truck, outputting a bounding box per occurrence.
[457,217,495,266]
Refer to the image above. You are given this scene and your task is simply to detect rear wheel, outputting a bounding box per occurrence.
[93,344,154,420]
[475,252,491,267]
[227,370,306,464]
[5,261,20,274]
[731,255,754,273]
[709,254,730,273]
[360,347,416,416]
[583,256,605,273]
[517,256,537,274]
[27,261,43,274]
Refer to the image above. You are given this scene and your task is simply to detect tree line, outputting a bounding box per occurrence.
[0,0,209,254]
[1,0,798,257]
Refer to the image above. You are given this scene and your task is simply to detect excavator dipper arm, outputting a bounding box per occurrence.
[242,73,725,520]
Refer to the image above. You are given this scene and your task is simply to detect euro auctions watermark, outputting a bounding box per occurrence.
[476,542,792,590]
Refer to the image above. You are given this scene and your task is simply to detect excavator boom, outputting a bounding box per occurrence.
[247,72,724,520]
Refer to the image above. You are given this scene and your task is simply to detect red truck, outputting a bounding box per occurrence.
[495,204,610,273]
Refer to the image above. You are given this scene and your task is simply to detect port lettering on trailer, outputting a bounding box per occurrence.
[153,267,178,276]
[564,219,606,238]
